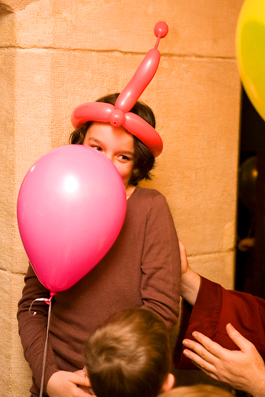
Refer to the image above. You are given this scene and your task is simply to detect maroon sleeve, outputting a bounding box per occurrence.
[17,264,60,393]
[174,277,265,369]
[141,194,181,330]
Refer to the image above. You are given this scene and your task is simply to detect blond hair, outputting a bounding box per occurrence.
[84,308,171,397]
[159,384,234,397]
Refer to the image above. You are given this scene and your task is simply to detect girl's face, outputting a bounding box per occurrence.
[83,122,135,190]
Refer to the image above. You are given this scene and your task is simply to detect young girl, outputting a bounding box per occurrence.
[17,93,181,397]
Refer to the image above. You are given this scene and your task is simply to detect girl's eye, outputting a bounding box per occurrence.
[119,155,130,161]
[91,145,102,151]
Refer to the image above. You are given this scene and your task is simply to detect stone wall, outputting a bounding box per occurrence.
[0,0,243,395]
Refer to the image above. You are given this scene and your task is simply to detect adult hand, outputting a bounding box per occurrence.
[47,370,92,396]
[179,240,201,306]
[182,323,265,396]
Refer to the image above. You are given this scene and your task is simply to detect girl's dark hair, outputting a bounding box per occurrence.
[69,93,156,185]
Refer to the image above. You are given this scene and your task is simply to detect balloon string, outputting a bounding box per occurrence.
[29,298,51,316]
[39,295,53,397]
[39,297,52,397]
[28,296,53,397]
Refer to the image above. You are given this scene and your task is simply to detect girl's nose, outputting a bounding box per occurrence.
[105,153,114,163]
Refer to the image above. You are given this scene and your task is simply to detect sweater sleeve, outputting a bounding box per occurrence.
[174,276,265,368]
[17,264,60,394]
[140,193,181,330]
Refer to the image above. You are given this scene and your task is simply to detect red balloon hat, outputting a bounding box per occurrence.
[71,21,169,158]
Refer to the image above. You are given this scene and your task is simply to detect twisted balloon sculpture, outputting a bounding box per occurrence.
[71,21,169,158]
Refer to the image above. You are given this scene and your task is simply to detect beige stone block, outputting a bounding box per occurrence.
[0,271,32,396]
[188,250,235,289]
[14,50,53,172]
[0,0,36,12]
[0,9,15,45]
[0,270,12,382]
[13,232,29,274]
[10,273,32,397]
[12,50,54,273]
[143,57,240,256]
[14,0,244,58]
[15,0,54,47]
[0,49,16,273]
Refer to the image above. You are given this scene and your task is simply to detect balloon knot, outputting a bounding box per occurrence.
[109,109,125,127]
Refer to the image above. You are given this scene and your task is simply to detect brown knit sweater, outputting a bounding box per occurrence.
[17,186,181,396]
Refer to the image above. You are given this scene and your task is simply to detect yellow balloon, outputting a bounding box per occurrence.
[236,0,265,121]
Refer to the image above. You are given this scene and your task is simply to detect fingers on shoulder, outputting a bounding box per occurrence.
[183,339,214,363]
[226,323,255,351]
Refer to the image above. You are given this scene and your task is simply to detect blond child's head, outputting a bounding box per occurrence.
[84,307,174,397]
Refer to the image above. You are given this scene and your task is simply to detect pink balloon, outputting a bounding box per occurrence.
[114,48,161,113]
[17,145,126,295]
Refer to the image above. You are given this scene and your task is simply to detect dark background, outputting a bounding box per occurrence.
[235,87,265,299]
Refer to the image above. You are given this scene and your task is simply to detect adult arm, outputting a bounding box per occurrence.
[17,265,90,396]
[182,323,265,397]
[179,241,201,306]
[174,242,265,368]
[141,193,181,329]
